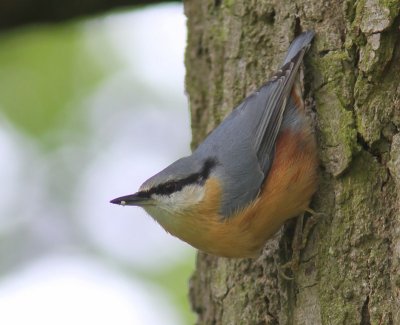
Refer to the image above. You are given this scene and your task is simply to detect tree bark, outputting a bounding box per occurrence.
[184,0,400,324]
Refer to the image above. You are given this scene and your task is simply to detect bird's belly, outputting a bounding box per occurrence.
[199,128,318,257]
[160,128,318,258]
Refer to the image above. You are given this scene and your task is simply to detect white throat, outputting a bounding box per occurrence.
[152,184,205,211]
[142,184,205,228]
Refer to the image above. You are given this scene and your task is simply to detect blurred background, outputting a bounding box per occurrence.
[0,3,196,324]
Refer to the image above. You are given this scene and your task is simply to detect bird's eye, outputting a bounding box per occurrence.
[163,182,178,193]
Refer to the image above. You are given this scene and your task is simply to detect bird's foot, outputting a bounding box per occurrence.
[278,209,324,280]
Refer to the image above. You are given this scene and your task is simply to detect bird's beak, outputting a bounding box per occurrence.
[110,192,150,207]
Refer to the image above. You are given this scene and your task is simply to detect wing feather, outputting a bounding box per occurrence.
[193,31,315,217]
[254,50,307,173]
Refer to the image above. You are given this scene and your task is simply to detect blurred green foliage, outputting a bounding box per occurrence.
[0,23,112,148]
[136,255,196,323]
[0,15,195,324]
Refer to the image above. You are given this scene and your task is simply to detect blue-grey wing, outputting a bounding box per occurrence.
[194,31,314,217]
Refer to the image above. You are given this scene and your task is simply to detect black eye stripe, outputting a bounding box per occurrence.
[162,182,181,194]
[139,158,217,197]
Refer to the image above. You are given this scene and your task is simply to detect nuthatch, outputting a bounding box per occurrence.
[111,31,318,258]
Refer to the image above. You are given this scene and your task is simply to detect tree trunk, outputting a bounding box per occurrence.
[184,0,400,323]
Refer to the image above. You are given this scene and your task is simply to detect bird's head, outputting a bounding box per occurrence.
[110,156,218,226]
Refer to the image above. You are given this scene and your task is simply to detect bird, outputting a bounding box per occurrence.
[110,31,318,258]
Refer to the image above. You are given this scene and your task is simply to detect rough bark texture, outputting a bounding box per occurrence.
[184,0,400,324]
[0,0,179,31]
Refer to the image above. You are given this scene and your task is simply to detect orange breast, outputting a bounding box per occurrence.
[172,126,319,258]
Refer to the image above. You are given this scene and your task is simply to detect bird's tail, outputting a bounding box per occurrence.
[282,30,315,65]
